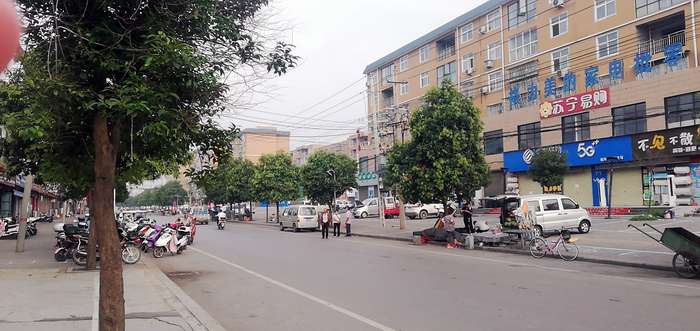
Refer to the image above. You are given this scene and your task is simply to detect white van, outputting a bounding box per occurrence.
[502,194,592,237]
[279,205,319,232]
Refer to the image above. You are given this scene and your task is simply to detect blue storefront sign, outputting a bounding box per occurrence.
[504,136,633,172]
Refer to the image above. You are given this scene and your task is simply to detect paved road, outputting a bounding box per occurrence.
[147,215,700,331]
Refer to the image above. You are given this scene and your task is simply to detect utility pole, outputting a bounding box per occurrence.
[387,78,408,230]
[15,175,34,252]
[605,156,620,218]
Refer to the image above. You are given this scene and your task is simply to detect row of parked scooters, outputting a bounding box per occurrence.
[52,216,194,265]
[0,214,47,238]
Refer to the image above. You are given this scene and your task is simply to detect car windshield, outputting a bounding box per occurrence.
[299,207,316,216]
[362,199,374,206]
[354,201,364,207]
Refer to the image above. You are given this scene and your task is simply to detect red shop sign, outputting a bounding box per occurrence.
[539,88,610,119]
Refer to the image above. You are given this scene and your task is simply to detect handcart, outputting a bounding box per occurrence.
[628,223,700,279]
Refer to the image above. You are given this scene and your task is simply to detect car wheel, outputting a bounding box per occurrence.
[279,223,285,231]
[533,225,543,237]
[419,210,428,219]
[293,223,299,232]
[578,220,591,234]
[361,212,368,218]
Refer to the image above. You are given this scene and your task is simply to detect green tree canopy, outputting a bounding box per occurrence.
[300,151,357,209]
[193,157,255,205]
[253,151,300,207]
[384,79,490,208]
[123,181,187,207]
[527,149,570,188]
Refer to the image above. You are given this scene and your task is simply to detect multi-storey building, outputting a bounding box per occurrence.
[291,144,324,166]
[231,127,290,164]
[364,0,700,207]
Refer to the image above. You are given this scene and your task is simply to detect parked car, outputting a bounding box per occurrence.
[405,202,444,219]
[279,205,319,232]
[334,199,352,210]
[499,194,592,237]
[353,197,400,218]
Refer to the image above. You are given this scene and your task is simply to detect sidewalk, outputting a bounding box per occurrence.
[236,214,700,272]
[0,222,224,331]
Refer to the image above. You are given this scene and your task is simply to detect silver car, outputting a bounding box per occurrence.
[279,205,319,232]
[507,194,592,236]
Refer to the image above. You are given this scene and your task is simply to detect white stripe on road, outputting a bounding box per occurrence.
[577,245,674,255]
[189,247,396,331]
[92,274,99,331]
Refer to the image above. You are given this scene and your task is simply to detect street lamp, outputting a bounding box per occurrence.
[500,167,509,194]
[174,194,180,207]
[327,169,336,209]
[604,157,620,218]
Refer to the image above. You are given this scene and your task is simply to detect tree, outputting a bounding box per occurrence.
[300,151,358,210]
[193,157,255,219]
[0,1,297,330]
[253,151,300,220]
[384,79,490,210]
[124,181,188,207]
[527,149,570,189]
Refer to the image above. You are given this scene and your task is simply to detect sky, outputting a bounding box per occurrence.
[231,0,483,149]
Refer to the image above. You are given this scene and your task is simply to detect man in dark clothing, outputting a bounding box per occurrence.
[461,203,474,234]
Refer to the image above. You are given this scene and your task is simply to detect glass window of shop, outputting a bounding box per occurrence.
[562,113,590,144]
[518,122,541,149]
[1,192,11,217]
[613,103,647,136]
[484,129,504,155]
[665,91,700,128]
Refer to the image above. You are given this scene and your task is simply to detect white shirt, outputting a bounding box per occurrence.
[322,213,331,223]
[332,213,340,224]
[345,210,353,224]
[475,220,490,231]
[217,212,226,219]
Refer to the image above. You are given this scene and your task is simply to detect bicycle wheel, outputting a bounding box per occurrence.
[557,240,579,261]
[529,238,547,259]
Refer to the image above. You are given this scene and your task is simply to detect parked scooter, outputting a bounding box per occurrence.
[152,224,190,258]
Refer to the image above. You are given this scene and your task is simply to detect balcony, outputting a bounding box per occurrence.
[638,30,686,55]
[636,52,690,81]
[382,96,394,108]
[437,45,455,62]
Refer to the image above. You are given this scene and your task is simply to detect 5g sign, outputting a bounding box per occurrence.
[356,172,379,186]
[577,140,599,158]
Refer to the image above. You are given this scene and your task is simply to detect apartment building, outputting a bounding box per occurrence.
[231,127,290,164]
[290,144,324,166]
[364,0,700,207]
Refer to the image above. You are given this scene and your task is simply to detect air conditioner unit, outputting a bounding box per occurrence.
[465,67,474,75]
[518,0,528,15]
[556,68,568,78]
[484,59,494,68]
[478,25,488,34]
[480,86,490,95]
[552,0,565,8]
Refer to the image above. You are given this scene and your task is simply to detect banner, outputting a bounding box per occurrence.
[631,127,700,159]
[539,88,610,119]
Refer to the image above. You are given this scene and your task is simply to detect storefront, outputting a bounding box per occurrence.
[503,136,634,206]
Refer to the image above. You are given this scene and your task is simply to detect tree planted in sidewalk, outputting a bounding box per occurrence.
[384,79,490,210]
[0,1,297,330]
[253,151,301,220]
[527,149,570,190]
[300,151,358,210]
[192,157,256,219]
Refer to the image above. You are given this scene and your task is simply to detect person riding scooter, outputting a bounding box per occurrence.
[217,211,226,230]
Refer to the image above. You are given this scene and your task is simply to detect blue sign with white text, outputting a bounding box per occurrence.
[503,136,632,172]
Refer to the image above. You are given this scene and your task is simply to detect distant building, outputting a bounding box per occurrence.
[232,127,291,163]
[290,144,324,166]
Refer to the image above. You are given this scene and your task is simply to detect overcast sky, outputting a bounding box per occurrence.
[230,0,482,149]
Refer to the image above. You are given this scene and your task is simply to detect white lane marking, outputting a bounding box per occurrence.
[618,251,637,256]
[577,245,674,255]
[190,247,396,331]
[92,274,99,331]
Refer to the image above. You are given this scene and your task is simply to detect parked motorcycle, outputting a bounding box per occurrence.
[152,224,191,258]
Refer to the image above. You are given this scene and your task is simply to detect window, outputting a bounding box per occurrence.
[400,55,409,72]
[370,92,378,106]
[562,113,591,144]
[368,72,378,86]
[487,103,504,116]
[420,72,430,87]
[400,81,409,95]
[488,71,503,92]
[487,41,502,60]
[518,122,541,149]
[550,13,568,38]
[437,61,457,86]
[596,31,618,59]
[460,80,475,99]
[359,157,369,173]
[552,48,570,72]
[526,200,541,212]
[487,9,501,31]
[508,28,538,63]
[635,0,683,17]
[419,45,429,62]
[665,92,700,128]
[543,199,561,211]
[613,103,647,136]
[484,129,503,155]
[462,53,474,73]
[461,23,473,43]
[508,0,537,30]
[595,0,616,21]
[561,198,578,210]
[381,65,394,85]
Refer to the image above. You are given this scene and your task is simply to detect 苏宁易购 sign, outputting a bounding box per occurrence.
[539,88,610,120]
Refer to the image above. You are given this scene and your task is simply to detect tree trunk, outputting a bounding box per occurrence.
[93,112,124,331]
[86,190,97,270]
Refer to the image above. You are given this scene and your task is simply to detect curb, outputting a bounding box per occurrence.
[141,257,226,331]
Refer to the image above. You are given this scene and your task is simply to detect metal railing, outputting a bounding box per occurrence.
[638,30,686,55]
[636,54,689,80]
[437,45,456,61]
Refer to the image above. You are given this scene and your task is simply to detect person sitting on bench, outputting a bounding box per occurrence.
[475,220,490,233]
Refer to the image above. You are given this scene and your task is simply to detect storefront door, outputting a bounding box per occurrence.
[0,192,11,217]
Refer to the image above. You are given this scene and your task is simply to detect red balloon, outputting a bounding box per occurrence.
[0,0,22,73]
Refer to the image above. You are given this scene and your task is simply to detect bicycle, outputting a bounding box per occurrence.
[529,229,580,261]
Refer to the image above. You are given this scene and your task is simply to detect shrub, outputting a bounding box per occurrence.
[630,215,657,221]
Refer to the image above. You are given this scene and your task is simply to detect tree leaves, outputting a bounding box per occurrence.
[253,151,300,204]
[300,151,357,208]
[527,149,570,187]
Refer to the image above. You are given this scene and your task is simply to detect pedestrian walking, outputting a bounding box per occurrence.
[442,207,458,248]
[344,206,353,236]
[461,203,474,234]
[332,209,341,237]
[321,208,330,239]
